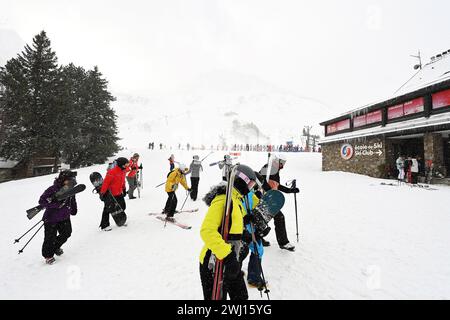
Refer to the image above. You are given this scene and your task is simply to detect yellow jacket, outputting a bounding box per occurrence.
[165,169,189,193]
[199,189,259,263]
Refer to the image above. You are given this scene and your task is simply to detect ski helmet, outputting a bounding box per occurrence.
[193,155,199,160]
[233,164,257,196]
[116,157,129,170]
[56,170,77,186]
[179,163,188,173]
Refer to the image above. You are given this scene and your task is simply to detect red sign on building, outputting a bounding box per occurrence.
[403,97,424,115]
[432,89,450,110]
[366,110,382,124]
[327,119,350,134]
[388,104,404,120]
[353,115,367,128]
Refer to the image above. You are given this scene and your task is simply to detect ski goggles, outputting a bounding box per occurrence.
[237,171,258,190]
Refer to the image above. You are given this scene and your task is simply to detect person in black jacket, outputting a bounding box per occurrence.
[259,154,299,251]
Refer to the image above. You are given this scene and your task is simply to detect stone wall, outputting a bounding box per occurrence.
[322,137,388,178]
[424,132,447,176]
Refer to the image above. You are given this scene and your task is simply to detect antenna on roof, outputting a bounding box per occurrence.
[411,50,422,70]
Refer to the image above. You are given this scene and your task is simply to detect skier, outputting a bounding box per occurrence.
[126,153,142,199]
[168,154,176,172]
[99,157,129,231]
[396,155,405,182]
[164,164,191,222]
[187,155,203,201]
[259,154,299,251]
[199,164,259,300]
[39,170,78,265]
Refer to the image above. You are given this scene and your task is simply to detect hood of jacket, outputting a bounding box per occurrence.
[202,182,227,207]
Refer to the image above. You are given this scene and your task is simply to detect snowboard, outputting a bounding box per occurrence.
[26,184,86,220]
[89,172,127,226]
[155,215,192,230]
[252,190,285,238]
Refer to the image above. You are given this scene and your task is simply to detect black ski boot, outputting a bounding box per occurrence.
[55,248,64,256]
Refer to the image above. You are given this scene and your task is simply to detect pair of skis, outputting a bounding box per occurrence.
[149,209,198,230]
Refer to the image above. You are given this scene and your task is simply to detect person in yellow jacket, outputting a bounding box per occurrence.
[163,163,190,221]
[199,164,259,300]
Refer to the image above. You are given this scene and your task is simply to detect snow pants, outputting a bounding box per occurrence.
[100,194,127,228]
[42,219,72,258]
[126,176,137,198]
[272,211,290,247]
[190,177,200,201]
[164,192,177,217]
[200,251,248,300]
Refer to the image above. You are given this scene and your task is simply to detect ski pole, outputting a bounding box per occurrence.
[14,219,44,244]
[179,191,190,212]
[155,181,165,188]
[292,179,299,243]
[17,222,45,254]
[200,151,215,163]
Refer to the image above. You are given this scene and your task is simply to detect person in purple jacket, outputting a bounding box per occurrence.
[39,170,78,265]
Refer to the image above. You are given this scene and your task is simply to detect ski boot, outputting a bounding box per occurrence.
[55,248,64,256]
[165,216,175,223]
[261,238,271,247]
[102,226,112,232]
[45,257,56,265]
[280,243,295,252]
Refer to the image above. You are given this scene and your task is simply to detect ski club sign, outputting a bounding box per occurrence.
[340,144,354,160]
[354,142,383,157]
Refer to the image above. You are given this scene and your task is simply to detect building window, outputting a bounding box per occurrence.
[327,119,350,134]
[432,89,450,110]
[388,104,404,120]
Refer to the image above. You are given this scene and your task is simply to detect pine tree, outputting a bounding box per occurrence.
[0,31,60,162]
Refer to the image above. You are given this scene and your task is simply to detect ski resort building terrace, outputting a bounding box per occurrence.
[319,50,450,183]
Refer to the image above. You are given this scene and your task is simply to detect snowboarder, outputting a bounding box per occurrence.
[199,164,259,300]
[39,170,78,265]
[99,157,129,231]
[259,154,299,251]
[126,153,142,199]
[187,155,203,201]
[163,164,191,221]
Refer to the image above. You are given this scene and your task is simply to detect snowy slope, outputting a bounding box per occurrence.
[112,71,329,149]
[1,150,450,300]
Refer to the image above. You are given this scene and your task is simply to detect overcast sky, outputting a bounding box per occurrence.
[1,0,449,115]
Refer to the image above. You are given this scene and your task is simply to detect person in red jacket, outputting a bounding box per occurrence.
[126,153,142,199]
[99,157,129,231]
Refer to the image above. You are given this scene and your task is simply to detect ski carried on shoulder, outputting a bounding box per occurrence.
[155,216,192,230]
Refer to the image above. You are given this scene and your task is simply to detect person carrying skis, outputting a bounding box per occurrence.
[199,164,259,300]
[99,157,129,231]
[39,170,78,265]
[164,164,191,222]
[186,155,203,201]
[259,154,299,251]
[126,153,142,199]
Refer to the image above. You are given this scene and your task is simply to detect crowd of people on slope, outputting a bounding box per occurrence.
[395,154,424,184]
[150,142,321,153]
[33,151,300,301]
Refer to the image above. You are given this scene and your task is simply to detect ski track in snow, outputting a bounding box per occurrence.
[1,151,449,300]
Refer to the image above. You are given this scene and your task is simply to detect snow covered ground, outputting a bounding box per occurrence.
[1,150,449,300]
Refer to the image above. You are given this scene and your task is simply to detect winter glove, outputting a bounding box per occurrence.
[289,187,300,194]
[243,214,255,226]
[223,250,241,281]
[187,188,192,193]
[242,229,253,245]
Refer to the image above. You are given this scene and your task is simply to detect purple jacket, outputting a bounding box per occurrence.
[39,182,78,224]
